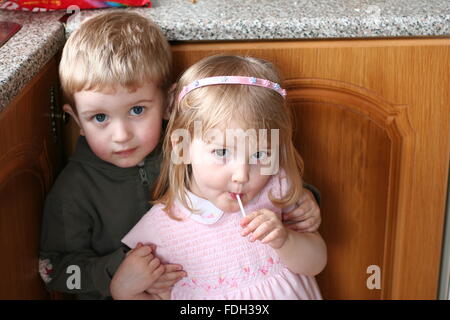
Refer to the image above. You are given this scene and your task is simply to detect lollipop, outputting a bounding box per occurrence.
[236,194,246,217]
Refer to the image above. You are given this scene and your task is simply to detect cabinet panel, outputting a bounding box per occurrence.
[287,78,414,299]
[171,38,450,299]
[1,162,49,299]
[0,58,63,299]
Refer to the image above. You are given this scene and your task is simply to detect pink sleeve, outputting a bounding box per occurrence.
[121,207,160,249]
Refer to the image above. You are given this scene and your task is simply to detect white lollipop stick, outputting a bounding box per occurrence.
[236,194,246,217]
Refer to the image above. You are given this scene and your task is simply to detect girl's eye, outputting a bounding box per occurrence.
[130,106,144,116]
[93,114,107,123]
[213,149,229,158]
[252,151,269,160]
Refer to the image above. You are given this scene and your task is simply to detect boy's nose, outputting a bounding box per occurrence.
[112,121,132,143]
[231,163,250,184]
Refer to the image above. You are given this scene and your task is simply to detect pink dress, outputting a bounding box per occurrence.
[122,172,322,300]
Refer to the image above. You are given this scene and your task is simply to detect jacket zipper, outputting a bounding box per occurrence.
[138,166,149,186]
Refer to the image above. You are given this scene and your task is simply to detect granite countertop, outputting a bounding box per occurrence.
[66,0,450,40]
[1,0,449,111]
[0,10,66,112]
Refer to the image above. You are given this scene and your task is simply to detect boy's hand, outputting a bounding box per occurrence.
[146,263,187,295]
[283,188,321,232]
[147,290,172,300]
[110,243,164,300]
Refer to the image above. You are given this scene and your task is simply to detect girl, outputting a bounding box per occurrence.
[122,55,327,299]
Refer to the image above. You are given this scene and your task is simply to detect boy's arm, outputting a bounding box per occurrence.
[39,195,125,298]
[39,248,126,297]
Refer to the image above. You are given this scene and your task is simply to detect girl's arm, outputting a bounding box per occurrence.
[275,229,327,276]
[241,209,327,276]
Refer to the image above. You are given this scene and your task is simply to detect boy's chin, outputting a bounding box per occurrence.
[110,158,145,168]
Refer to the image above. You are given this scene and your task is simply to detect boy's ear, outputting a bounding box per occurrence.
[63,104,85,136]
[163,83,177,120]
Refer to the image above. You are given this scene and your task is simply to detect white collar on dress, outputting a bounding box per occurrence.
[179,190,225,225]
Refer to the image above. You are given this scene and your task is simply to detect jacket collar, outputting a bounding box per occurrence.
[70,136,161,177]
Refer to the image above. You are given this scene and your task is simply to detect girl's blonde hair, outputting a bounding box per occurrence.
[153,55,304,217]
[59,11,172,109]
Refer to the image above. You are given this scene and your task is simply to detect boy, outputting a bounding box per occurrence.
[39,11,321,300]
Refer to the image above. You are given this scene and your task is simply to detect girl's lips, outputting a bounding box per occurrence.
[229,192,244,200]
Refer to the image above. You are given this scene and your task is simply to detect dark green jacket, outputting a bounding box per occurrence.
[39,136,161,299]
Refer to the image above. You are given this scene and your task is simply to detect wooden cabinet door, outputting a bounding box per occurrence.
[171,38,450,299]
[0,58,63,299]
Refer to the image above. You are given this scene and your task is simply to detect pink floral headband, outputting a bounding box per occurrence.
[178,76,287,102]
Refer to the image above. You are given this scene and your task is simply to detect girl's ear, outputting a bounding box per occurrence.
[170,132,191,164]
[63,104,85,136]
[163,83,177,120]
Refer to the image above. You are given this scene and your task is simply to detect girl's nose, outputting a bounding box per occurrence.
[112,121,132,143]
[231,163,250,184]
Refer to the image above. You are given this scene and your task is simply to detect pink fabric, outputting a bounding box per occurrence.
[122,172,322,300]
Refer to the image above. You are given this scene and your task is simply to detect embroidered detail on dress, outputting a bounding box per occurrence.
[259,266,269,275]
[39,259,53,284]
[178,256,282,293]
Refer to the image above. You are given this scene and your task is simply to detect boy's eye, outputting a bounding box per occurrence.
[130,106,144,116]
[212,149,229,158]
[93,114,107,123]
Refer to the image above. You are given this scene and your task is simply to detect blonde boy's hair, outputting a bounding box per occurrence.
[59,11,172,108]
[153,55,305,218]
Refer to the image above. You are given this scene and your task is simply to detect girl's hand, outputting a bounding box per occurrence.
[240,209,288,249]
[283,188,321,232]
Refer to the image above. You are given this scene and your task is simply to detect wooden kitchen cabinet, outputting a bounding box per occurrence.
[170,38,450,299]
[0,57,64,299]
[62,38,450,299]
